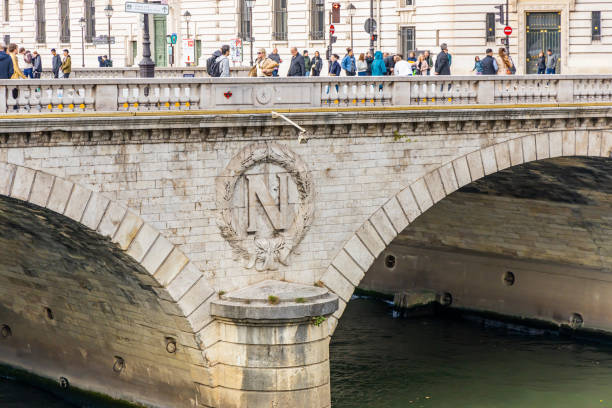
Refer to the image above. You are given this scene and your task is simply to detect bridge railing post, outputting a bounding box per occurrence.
[557,79,575,103]
[94,84,119,112]
[0,86,6,114]
[477,79,495,105]
[392,80,411,105]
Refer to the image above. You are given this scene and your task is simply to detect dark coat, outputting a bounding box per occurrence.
[435,51,451,75]
[384,55,395,75]
[537,55,546,70]
[481,55,497,75]
[268,52,281,63]
[0,51,14,79]
[311,56,323,76]
[52,54,61,75]
[366,55,374,75]
[329,60,341,76]
[32,55,42,72]
[287,53,305,76]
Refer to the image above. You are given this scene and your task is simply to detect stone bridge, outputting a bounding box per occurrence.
[0,75,612,407]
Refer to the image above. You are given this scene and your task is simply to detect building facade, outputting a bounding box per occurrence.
[0,0,609,74]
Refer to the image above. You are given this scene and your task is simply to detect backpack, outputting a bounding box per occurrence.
[509,57,516,74]
[24,52,32,64]
[206,53,222,77]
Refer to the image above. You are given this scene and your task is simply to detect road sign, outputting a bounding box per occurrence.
[170,33,177,44]
[365,18,377,34]
[504,26,512,35]
[125,2,169,15]
[329,25,335,35]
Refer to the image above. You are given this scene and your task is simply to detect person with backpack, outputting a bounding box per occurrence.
[32,51,42,78]
[20,48,33,78]
[206,48,222,76]
[328,54,341,76]
[341,48,356,76]
[0,44,14,79]
[434,43,451,75]
[215,45,230,77]
[496,48,514,75]
[480,48,498,75]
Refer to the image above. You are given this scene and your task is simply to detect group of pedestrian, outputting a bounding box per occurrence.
[472,47,515,75]
[0,44,71,79]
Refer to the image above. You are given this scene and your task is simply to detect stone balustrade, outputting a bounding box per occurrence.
[1,76,611,114]
[39,66,251,79]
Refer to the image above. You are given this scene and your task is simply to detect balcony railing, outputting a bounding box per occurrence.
[1,76,610,114]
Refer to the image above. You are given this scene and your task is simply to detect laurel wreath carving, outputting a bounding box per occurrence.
[216,142,315,271]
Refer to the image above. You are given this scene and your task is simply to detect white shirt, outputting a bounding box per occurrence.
[394,60,413,76]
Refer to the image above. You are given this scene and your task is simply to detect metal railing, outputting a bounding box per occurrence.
[0,76,610,114]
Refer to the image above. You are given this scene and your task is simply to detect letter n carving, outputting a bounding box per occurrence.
[246,174,289,233]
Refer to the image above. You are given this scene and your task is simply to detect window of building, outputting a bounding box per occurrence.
[85,0,95,43]
[59,0,70,43]
[35,0,45,43]
[405,0,414,6]
[310,0,324,40]
[273,0,288,41]
[400,26,415,57]
[239,0,252,40]
[486,12,495,42]
[592,11,601,41]
[3,0,8,22]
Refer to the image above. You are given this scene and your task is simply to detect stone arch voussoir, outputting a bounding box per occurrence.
[321,129,612,334]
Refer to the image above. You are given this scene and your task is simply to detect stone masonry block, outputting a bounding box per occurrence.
[64,184,92,222]
[383,197,409,233]
[81,192,110,230]
[166,262,203,301]
[396,187,421,223]
[549,132,563,158]
[602,131,612,158]
[452,156,471,188]
[424,171,446,203]
[320,266,354,302]
[127,223,159,263]
[369,207,397,244]
[507,138,524,167]
[466,151,484,181]
[29,172,54,207]
[112,211,144,251]
[356,221,386,259]
[438,163,458,195]
[178,277,215,316]
[186,297,215,333]
[10,166,35,202]
[0,163,16,196]
[97,201,127,238]
[411,178,434,213]
[494,143,511,171]
[141,235,174,275]
[522,135,537,162]
[343,235,375,272]
[562,131,576,156]
[46,178,73,214]
[155,247,190,287]
[331,249,364,286]
[480,146,497,175]
[588,131,602,157]
[535,134,550,160]
[575,130,588,156]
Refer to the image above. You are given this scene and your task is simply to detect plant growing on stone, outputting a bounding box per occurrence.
[268,295,280,305]
[295,297,305,304]
[218,290,226,298]
[311,316,326,326]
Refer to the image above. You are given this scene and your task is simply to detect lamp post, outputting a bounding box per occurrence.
[347,3,356,50]
[79,17,86,67]
[369,0,374,55]
[139,0,155,77]
[245,0,255,66]
[183,10,192,66]
[104,4,113,62]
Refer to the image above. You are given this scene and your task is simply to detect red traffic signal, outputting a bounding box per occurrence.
[330,25,335,35]
[332,2,341,23]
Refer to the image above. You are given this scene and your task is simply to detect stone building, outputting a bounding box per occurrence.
[0,0,609,73]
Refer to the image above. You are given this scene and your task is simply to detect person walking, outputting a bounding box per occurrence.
[341,48,356,76]
[546,49,558,74]
[393,55,412,76]
[0,45,14,79]
[268,48,281,77]
[32,51,42,78]
[371,51,386,76]
[311,51,323,76]
[496,48,514,75]
[287,47,305,77]
[480,48,498,75]
[434,43,451,75]
[215,45,230,77]
[303,50,311,77]
[365,51,374,75]
[472,56,483,75]
[60,49,72,78]
[9,44,25,79]
[19,48,33,78]
[51,49,61,78]
[537,51,546,74]
[416,54,429,75]
[357,53,368,76]
[423,50,433,75]
[328,54,341,76]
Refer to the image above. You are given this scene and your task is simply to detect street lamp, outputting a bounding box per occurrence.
[183,10,192,38]
[79,17,86,67]
[104,4,113,62]
[245,0,255,67]
[139,0,155,77]
[347,3,356,50]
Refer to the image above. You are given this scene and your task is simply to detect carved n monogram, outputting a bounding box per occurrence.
[216,142,314,271]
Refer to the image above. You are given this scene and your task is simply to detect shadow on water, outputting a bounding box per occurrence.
[330,297,612,408]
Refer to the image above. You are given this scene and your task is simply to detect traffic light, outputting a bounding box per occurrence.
[332,3,341,24]
[330,35,337,44]
[494,4,505,24]
[370,34,378,42]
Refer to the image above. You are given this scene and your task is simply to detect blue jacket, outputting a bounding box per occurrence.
[371,51,386,76]
[329,60,341,76]
[341,54,356,74]
[0,51,13,79]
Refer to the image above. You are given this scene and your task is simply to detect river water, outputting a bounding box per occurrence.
[3,297,612,407]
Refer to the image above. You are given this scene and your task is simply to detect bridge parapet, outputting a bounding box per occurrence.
[2,76,612,115]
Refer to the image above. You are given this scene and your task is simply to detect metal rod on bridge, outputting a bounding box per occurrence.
[139,0,156,78]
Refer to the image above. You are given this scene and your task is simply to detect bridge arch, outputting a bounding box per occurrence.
[0,162,215,406]
[322,130,612,331]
